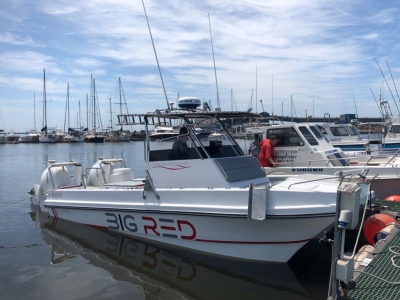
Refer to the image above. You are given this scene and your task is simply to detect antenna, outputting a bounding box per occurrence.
[208,14,220,110]
[370,87,384,119]
[272,74,273,123]
[375,58,400,114]
[255,66,257,113]
[342,96,348,122]
[386,59,400,103]
[34,92,36,130]
[142,0,169,109]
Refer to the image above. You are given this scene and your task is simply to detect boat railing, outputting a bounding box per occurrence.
[286,171,364,190]
[282,152,400,168]
[46,161,83,191]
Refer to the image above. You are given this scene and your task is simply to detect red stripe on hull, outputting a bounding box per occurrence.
[194,238,311,245]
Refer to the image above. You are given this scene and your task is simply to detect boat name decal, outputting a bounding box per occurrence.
[325,149,339,155]
[292,168,324,172]
[330,138,342,142]
[275,150,298,163]
[105,213,197,240]
[50,192,62,198]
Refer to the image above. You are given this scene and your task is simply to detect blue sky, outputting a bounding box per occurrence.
[1,0,400,132]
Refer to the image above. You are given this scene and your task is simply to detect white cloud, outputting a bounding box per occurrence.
[1,0,400,131]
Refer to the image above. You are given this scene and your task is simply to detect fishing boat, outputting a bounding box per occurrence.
[317,123,374,150]
[251,122,400,199]
[30,108,366,263]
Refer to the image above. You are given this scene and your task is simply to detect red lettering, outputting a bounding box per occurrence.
[160,226,176,231]
[142,216,160,236]
[177,220,196,240]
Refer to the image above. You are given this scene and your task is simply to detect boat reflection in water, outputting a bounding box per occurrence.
[31,205,330,300]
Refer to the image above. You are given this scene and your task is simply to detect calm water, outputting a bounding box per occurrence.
[0,142,332,300]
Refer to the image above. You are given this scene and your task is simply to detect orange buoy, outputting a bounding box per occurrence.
[384,195,400,202]
[363,213,397,245]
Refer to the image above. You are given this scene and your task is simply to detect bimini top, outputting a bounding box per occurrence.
[117,109,258,126]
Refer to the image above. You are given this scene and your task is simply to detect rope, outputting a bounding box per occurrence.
[0,190,48,207]
[0,197,31,207]
[0,243,46,249]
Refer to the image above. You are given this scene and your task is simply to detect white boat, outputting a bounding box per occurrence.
[251,122,400,199]
[317,123,374,150]
[4,130,20,143]
[149,124,178,140]
[0,130,5,144]
[31,204,324,299]
[30,108,366,263]
[379,115,400,149]
[19,129,40,143]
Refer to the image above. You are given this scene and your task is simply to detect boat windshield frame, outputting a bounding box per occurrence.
[123,110,257,162]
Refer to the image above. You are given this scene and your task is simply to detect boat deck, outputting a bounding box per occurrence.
[347,211,400,300]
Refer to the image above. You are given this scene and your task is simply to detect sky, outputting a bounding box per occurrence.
[1,0,400,132]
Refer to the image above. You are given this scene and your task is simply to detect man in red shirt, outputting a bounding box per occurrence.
[259,135,279,167]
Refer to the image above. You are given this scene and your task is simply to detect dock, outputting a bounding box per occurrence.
[346,200,400,300]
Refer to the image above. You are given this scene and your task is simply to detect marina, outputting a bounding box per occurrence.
[2,1,400,300]
[1,120,400,299]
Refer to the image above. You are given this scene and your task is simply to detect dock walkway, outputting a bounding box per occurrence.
[347,205,400,300]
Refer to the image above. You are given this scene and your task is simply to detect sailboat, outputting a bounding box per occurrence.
[63,83,84,142]
[20,92,40,143]
[84,76,105,143]
[39,69,57,143]
[106,78,131,142]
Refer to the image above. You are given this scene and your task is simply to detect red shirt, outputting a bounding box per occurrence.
[258,139,275,167]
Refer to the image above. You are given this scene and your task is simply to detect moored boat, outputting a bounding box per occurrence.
[19,129,40,143]
[30,107,367,263]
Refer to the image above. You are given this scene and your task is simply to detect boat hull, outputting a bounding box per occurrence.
[43,200,334,263]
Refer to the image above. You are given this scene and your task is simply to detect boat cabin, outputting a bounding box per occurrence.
[317,124,364,148]
[247,123,352,167]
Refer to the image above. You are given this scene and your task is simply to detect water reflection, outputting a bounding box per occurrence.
[30,205,328,300]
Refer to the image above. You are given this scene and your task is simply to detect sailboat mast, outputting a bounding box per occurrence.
[34,92,36,130]
[93,79,96,129]
[109,98,113,129]
[119,78,123,130]
[43,69,47,133]
[68,83,70,130]
[86,93,88,130]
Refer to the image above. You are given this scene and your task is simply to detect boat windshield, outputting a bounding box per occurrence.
[309,125,330,143]
[329,126,349,136]
[391,125,400,133]
[147,117,244,162]
[298,126,319,146]
[347,125,360,135]
[266,127,304,147]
